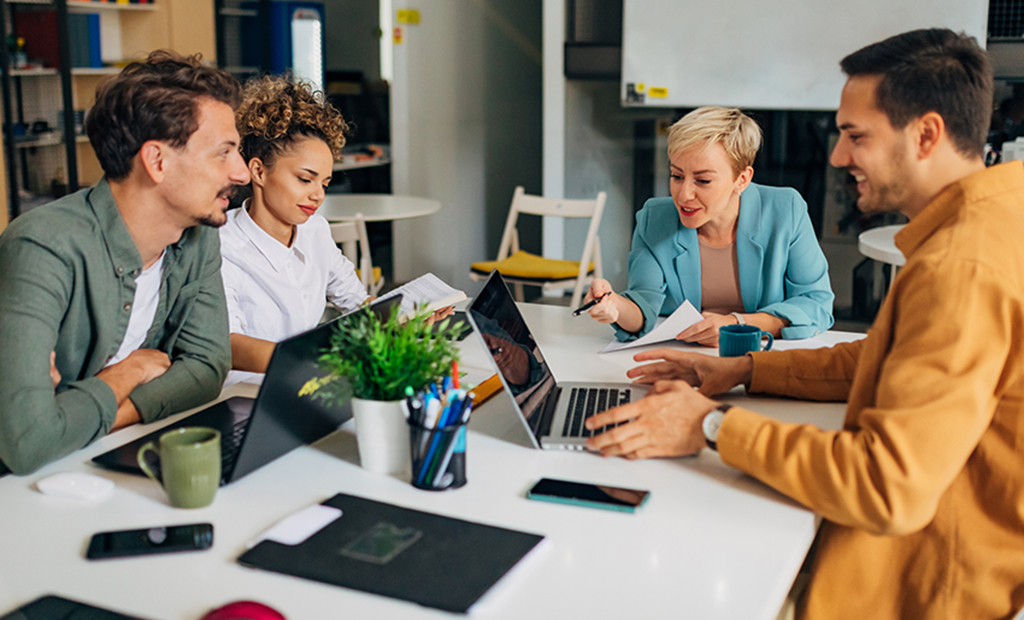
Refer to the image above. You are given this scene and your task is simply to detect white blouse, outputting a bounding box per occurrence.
[219,205,369,384]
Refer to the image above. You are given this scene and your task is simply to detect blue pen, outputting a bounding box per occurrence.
[417,395,450,485]
[432,394,472,486]
[419,392,466,486]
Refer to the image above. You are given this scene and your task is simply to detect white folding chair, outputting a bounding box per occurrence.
[329,214,384,296]
[470,186,606,308]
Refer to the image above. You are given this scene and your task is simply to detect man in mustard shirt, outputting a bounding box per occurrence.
[586,29,1024,620]
[0,52,250,475]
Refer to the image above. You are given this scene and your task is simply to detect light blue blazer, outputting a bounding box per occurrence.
[615,183,834,341]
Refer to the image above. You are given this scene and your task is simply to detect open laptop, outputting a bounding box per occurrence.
[93,296,402,485]
[466,271,648,451]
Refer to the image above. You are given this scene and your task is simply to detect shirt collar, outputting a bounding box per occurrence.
[87,178,143,278]
[236,201,304,271]
[895,161,1024,260]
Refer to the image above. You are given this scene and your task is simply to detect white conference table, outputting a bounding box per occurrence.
[0,304,862,620]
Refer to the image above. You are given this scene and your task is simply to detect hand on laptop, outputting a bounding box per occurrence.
[584,380,716,458]
[627,348,752,396]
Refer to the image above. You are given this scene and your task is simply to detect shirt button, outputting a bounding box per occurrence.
[123,302,132,312]
[116,266,124,275]
[132,269,140,277]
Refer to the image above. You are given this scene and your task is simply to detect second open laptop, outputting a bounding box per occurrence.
[92,296,402,485]
[466,271,648,451]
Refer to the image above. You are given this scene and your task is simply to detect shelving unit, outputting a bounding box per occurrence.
[0,0,217,219]
[215,0,269,83]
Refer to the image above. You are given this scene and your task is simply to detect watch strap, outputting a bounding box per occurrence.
[730,312,746,325]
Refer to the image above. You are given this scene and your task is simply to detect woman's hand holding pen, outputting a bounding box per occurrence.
[581,279,620,324]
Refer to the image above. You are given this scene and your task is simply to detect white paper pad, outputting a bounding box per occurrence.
[767,337,831,351]
[600,300,703,354]
[250,504,343,547]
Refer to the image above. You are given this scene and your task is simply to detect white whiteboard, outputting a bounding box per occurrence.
[621,0,989,110]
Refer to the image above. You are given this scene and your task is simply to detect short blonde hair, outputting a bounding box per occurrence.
[666,107,762,176]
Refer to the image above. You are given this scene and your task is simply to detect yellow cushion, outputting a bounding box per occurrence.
[471,250,592,281]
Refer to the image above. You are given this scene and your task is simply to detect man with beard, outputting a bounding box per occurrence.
[584,29,1024,620]
[0,51,250,475]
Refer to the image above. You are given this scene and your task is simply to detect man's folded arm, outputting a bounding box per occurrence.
[129,246,231,423]
[0,238,118,474]
[719,262,1009,535]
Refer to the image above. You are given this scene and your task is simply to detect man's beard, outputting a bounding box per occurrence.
[858,141,911,215]
[195,185,238,228]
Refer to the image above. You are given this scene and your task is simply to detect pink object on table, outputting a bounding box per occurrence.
[201,601,286,620]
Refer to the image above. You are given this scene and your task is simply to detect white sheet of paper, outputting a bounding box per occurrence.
[377,273,467,317]
[600,300,703,353]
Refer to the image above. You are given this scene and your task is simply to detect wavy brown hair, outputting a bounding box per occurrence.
[87,50,241,181]
[236,75,349,167]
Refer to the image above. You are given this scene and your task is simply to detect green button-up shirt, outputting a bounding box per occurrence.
[0,179,230,474]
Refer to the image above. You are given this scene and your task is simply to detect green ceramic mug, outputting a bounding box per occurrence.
[137,427,221,509]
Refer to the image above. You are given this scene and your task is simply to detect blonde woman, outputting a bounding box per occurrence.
[584,107,834,346]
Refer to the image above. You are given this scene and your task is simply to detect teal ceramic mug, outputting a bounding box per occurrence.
[719,324,774,357]
[137,427,221,509]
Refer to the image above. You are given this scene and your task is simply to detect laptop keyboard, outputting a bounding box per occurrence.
[562,387,631,438]
[219,417,250,478]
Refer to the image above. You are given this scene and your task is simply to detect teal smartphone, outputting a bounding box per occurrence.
[526,478,650,513]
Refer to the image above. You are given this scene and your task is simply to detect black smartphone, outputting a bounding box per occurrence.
[526,478,650,513]
[0,595,148,619]
[85,523,213,560]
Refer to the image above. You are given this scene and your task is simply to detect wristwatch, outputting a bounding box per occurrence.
[702,404,733,451]
[730,312,746,325]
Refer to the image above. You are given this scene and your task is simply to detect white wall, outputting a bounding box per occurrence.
[390,0,542,292]
[563,81,635,291]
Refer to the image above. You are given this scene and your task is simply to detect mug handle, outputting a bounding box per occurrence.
[137,442,162,485]
[761,332,774,351]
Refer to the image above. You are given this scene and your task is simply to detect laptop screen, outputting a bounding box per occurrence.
[468,272,556,426]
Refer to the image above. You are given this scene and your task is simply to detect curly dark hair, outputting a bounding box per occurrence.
[86,50,242,181]
[236,75,349,167]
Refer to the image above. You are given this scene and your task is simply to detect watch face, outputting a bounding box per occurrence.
[703,410,724,442]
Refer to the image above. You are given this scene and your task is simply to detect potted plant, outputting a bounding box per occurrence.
[300,305,464,475]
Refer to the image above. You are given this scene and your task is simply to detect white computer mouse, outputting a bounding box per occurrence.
[36,472,115,502]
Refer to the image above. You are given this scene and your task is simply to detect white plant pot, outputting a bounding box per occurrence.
[351,398,411,476]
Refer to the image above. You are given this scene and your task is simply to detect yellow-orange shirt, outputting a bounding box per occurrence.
[719,162,1024,620]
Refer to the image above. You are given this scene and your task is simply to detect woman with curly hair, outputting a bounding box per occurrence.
[219,75,368,384]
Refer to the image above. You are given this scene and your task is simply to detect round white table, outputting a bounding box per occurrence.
[858,224,905,290]
[319,195,442,272]
[319,194,441,223]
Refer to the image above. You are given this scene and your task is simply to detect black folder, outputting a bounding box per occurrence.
[238,493,545,614]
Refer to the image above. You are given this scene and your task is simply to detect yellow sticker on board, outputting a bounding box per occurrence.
[397,9,421,25]
[648,87,669,98]
[636,83,645,93]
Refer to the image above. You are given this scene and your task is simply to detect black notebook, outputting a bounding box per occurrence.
[238,493,545,614]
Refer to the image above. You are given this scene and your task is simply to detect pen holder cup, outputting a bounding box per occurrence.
[409,419,467,491]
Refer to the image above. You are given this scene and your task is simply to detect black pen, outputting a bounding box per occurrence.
[572,292,610,317]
